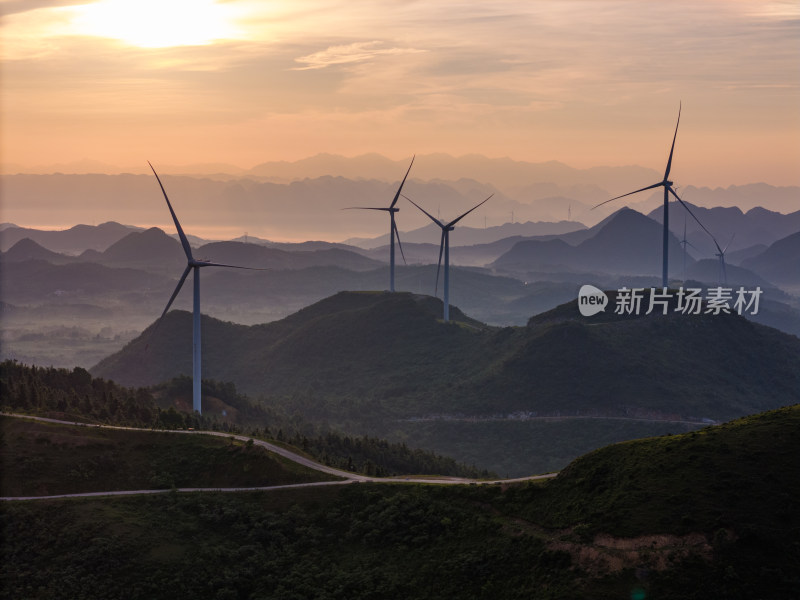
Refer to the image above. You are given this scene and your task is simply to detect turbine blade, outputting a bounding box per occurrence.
[390,155,415,209]
[199,261,267,270]
[447,194,494,227]
[664,102,681,180]
[435,230,445,296]
[592,182,663,210]
[160,265,192,320]
[148,161,194,261]
[393,221,407,265]
[669,188,722,254]
[342,207,390,211]
[723,233,736,254]
[403,194,445,228]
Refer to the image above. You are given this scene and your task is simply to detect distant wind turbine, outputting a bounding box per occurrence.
[148,162,263,415]
[593,103,705,287]
[404,193,493,322]
[715,233,735,285]
[344,156,414,292]
[679,215,700,283]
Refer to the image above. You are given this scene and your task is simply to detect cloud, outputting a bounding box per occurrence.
[0,0,83,18]
[292,40,424,71]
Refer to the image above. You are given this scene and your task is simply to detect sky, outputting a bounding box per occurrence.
[2,0,799,188]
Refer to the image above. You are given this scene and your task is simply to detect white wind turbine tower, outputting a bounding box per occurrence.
[149,162,262,415]
[344,156,414,292]
[404,193,493,321]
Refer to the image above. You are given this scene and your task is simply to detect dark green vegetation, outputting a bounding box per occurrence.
[93,290,800,475]
[526,405,800,538]
[0,416,336,496]
[395,418,701,477]
[3,405,799,599]
[0,361,488,479]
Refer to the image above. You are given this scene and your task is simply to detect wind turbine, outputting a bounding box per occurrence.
[344,156,414,292]
[679,215,700,282]
[148,162,262,415]
[715,233,735,285]
[404,193,493,321]
[593,104,693,287]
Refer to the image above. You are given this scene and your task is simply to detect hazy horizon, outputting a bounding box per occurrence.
[3,151,799,243]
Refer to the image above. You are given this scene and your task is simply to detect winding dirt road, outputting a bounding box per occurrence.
[0,413,555,501]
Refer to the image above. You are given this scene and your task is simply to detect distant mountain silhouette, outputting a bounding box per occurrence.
[726,244,768,266]
[669,183,800,213]
[1,238,74,264]
[493,208,688,277]
[365,236,540,268]
[194,241,382,271]
[1,260,171,304]
[685,259,773,288]
[247,152,661,193]
[345,219,586,249]
[5,168,798,242]
[99,227,185,270]
[0,221,138,253]
[647,201,800,257]
[741,231,800,284]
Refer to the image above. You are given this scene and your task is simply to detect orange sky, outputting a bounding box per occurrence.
[2,0,799,187]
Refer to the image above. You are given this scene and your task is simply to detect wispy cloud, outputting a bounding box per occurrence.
[292,41,424,71]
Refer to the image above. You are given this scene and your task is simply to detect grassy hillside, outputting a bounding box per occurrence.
[0,416,337,496]
[515,405,800,537]
[2,405,798,599]
[1,361,489,479]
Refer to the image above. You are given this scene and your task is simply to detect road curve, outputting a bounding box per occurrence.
[0,413,556,501]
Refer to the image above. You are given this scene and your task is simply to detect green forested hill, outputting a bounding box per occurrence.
[89,290,800,475]
[3,405,798,599]
[93,290,800,422]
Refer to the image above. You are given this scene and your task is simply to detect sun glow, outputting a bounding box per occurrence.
[70,0,242,48]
